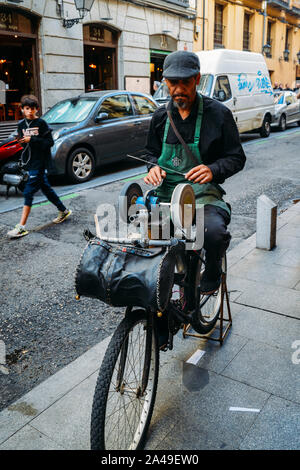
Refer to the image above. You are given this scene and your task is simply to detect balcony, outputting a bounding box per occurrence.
[268,1,290,8]
[268,0,300,16]
[161,0,190,7]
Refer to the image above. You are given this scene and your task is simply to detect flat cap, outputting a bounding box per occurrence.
[163,51,200,79]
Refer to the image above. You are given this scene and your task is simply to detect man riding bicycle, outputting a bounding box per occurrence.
[144,51,246,295]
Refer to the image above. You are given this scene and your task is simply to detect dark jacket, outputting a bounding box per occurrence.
[18,118,54,171]
[145,94,246,184]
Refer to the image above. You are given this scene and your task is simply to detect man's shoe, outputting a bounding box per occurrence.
[157,315,169,350]
[7,224,29,239]
[53,209,72,224]
[200,276,221,295]
[200,256,222,295]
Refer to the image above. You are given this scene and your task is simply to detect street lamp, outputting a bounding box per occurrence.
[283,49,289,62]
[74,0,95,19]
[262,43,271,56]
[58,0,95,28]
[297,51,300,64]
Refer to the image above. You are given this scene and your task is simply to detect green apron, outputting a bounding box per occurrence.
[155,95,230,215]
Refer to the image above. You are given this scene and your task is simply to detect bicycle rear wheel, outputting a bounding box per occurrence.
[90,309,159,450]
[191,253,227,334]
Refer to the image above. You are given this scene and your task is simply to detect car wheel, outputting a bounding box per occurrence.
[67,148,95,183]
[278,115,286,132]
[260,116,271,137]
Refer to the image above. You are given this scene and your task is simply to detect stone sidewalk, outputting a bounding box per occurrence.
[0,203,299,450]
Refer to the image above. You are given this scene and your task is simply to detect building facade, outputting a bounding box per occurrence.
[195,0,300,87]
[0,0,196,123]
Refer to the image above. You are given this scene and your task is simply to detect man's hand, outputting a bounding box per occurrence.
[18,136,31,144]
[144,166,166,186]
[185,164,213,184]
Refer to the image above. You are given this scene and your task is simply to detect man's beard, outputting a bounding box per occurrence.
[173,98,188,109]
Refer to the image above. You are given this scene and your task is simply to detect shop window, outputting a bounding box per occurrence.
[99,94,133,119]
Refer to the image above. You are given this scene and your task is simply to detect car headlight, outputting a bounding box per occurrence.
[52,130,60,141]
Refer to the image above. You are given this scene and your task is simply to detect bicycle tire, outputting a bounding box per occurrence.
[191,253,227,334]
[90,309,159,450]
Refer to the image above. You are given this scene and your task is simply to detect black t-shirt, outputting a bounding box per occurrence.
[18,118,54,171]
[145,94,246,184]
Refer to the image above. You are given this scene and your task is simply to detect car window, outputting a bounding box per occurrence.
[286,95,293,105]
[290,94,297,104]
[197,74,214,96]
[153,81,169,101]
[132,95,157,115]
[213,75,232,101]
[274,93,284,104]
[99,94,133,119]
[43,98,98,124]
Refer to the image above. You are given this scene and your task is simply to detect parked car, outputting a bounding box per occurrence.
[271,90,300,131]
[154,49,275,137]
[43,91,158,183]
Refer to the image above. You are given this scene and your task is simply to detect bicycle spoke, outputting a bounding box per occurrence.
[100,315,157,450]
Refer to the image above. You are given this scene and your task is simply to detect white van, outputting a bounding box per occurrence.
[153,49,275,137]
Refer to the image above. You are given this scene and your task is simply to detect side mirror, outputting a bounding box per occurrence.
[217,90,226,102]
[95,112,109,123]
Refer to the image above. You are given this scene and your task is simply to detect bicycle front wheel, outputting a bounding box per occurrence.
[191,253,227,334]
[91,309,159,450]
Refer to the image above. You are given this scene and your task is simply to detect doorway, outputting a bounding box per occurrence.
[0,37,38,121]
[84,45,116,91]
[150,52,166,95]
[83,24,119,92]
[0,7,39,123]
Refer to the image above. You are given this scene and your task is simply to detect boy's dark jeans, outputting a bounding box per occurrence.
[23,169,66,211]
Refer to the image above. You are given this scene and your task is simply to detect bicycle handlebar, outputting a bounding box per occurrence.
[97,236,189,247]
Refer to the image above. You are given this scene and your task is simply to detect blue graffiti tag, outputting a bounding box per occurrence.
[255,70,273,95]
[237,71,273,95]
[237,73,254,92]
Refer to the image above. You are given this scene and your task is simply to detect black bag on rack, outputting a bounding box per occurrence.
[75,231,184,311]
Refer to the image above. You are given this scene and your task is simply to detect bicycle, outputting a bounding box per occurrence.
[76,182,230,450]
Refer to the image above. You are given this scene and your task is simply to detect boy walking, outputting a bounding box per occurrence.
[7,95,72,239]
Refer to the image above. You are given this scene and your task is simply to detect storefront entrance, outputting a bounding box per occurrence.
[0,7,39,123]
[83,24,118,91]
[149,35,177,95]
[150,51,168,94]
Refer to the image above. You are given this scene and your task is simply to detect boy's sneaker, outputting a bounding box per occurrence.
[7,224,29,239]
[53,209,72,224]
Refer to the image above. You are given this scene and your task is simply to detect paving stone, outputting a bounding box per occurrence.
[276,234,300,250]
[28,373,98,450]
[230,305,300,351]
[0,425,65,450]
[240,395,300,450]
[228,275,300,319]
[275,249,300,269]
[230,250,299,289]
[222,340,300,404]
[151,420,234,450]
[148,373,269,449]
[277,224,300,239]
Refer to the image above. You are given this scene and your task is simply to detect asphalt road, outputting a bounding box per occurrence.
[0,126,300,411]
